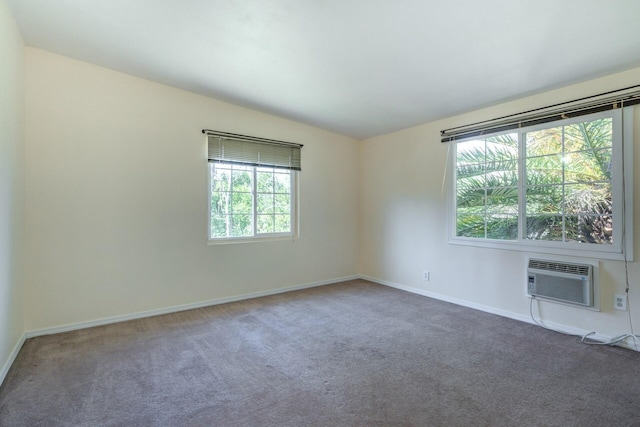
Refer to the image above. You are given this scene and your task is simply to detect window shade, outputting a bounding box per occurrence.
[440,85,640,143]
[203,130,302,171]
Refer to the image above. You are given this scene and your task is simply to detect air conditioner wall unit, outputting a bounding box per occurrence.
[527,258,596,309]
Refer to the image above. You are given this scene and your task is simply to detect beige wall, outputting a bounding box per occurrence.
[24,48,360,331]
[0,0,25,379]
[360,67,640,339]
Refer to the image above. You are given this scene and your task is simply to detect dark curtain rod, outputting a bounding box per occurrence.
[440,84,640,143]
[202,129,303,148]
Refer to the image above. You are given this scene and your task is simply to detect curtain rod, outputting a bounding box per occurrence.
[202,129,303,148]
[440,83,640,143]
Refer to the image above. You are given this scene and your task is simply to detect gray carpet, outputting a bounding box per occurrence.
[1,279,639,426]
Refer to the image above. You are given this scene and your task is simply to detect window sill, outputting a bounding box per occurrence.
[448,237,630,262]
[208,234,298,245]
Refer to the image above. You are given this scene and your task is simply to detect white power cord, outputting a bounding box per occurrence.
[529,297,588,338]
[529,296,640,349]
[581,331,640,347]
[619,260,639,351]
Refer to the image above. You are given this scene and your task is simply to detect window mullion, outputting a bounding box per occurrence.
[289,171,294,232]
[518,131,526,242]
[272,171,276,233]
[252,167,257,237]
[483,139,488,239]
[484,186,488,239]
[227,165,233,238]
[561,125,566,242]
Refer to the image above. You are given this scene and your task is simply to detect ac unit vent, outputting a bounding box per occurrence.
[527,258,595,308]
[527,259,590,277]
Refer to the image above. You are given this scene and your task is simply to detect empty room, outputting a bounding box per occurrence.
[2,0,640,425]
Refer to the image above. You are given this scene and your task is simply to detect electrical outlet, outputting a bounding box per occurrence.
[423,271,430,281]
[614,294,627,311]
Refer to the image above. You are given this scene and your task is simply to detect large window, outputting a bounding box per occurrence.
[205,130,301,242]
[452,110,633,259]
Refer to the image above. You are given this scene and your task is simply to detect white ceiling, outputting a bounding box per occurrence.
[8,0,640,139]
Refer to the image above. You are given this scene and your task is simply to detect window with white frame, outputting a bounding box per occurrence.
[205,131,301,242]
[450,109,633,259]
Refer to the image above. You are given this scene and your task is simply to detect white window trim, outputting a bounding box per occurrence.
[448,108,633,261]
[208,165,299,244]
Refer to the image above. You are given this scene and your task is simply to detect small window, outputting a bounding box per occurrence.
[451,109,633,259]
[209,163,296,240]
[205,130,301,243]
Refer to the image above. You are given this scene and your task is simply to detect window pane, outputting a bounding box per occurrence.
[485,168,518,187]
[274,172,291,193]
[486,187,518,214]
[210,214,228,238]
[210,190,226,215]
[456,204,486,216]
[563,148,612,182]
[257,214,274,234]
[485,159,518,181]
[211,215,254,238]
[257,194,274,214]
[525,155,563,186]
[486,215,518,240]
[564,118,612,152]
[564,183,611,215]
[231,214,252,237]
[211,165,231,192]
[274,214,291,233]
[210,164,233,238]
[456,140,485,166]
[231,168,251,192]
[231,192,252,214]
[565,215,613,244]
[257,170,274,193]
[456,168,485,190]
[526,127,562,157]
[274,194,291,214]
[525,185,563,215]
[526,215,564,241]
[456,214,485,238]
[457,187,485,210]
[486,132,517,153]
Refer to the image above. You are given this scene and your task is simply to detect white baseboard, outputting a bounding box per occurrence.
[360,275,533,324]
[0,334,26,387]
[359,275,639,352]
[25,275,359,339]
